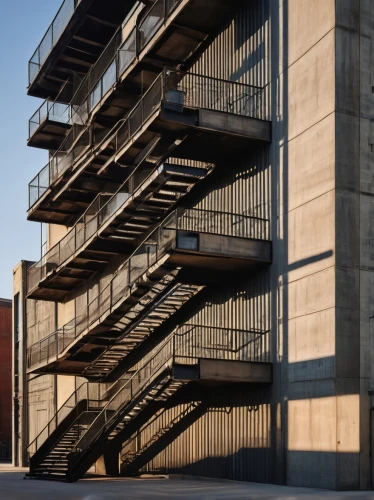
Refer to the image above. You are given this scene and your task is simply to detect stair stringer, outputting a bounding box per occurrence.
[68,368,177,482]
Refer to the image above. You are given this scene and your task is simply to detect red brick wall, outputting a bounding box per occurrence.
[0,301,12,458]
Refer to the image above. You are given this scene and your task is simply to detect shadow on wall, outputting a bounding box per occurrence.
[268,0,358,491]
[131,384,274,483]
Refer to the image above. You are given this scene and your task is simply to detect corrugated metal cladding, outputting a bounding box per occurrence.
[190,0,270,118]
[122,0,272,482]
[191,148,270,236]
[183,269,270,358]
[138,396,271,483]
[191,1,269,87]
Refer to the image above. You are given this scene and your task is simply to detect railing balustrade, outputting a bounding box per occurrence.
[26,208,270,370]
[27,158,200,293]
[28,124,90,208]
[27,381,101,457]
[28,0,182,130]
[28,70,266,210]
[29,0,77,85]
[29,100,71,139]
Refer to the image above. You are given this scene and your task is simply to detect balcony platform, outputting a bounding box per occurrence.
[28,115,72,150]
[27,73,271,225]
[26,211,271,376]
[28,0,141,101]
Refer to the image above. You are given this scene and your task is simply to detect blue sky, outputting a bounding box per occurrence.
[0,0,61,299]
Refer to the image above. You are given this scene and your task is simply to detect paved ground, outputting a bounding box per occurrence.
[2,467,374,499]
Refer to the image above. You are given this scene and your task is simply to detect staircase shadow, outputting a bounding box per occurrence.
[118,382,271,478]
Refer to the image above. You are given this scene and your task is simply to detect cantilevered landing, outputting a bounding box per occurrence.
[28,72,271,225]
[28,101,72,150]
[26,162,212,301]
[26,209,271,375]
[28,0,144,100]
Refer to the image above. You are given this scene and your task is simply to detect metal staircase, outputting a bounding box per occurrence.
[27,160,212,300]
[102,163,211,243]
[26,206,271,376]
[106,379,185,444]
[83,280,202,380]
[26,382,106,480]
[26,324,268,482]
[31,411,100,478]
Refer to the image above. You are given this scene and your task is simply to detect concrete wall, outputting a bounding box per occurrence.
[273,0,338,489]
[357,0,374,490]
[272,0,370,490]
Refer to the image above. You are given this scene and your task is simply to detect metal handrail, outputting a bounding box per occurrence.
[26,157,214,294]
[28,0,182,138]
[27,162,168,294]
[69,323,269,470]
[26,208,270,370]
[29,100,71,139]
[27,381,91,456]
[28,70,266,210]
[29,0,78,85]
[28,323,269,468]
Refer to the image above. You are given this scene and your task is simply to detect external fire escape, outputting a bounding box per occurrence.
[26,0,272,482]
[27,324,271,481]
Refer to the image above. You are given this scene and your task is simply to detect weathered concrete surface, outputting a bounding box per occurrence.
[2,469,374,499]
[199,359,272,383]
[272,0,370,490]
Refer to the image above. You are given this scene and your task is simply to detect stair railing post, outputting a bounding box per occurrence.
[128,261,131,289]
[67,452,73,482]
[162,68,166,102]
[141,86,144,124]
[173,329,176,363]
[110,279,113,312]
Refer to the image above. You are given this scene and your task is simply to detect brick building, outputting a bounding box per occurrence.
[0,298,12,460]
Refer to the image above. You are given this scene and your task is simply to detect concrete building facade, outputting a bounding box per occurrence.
[0,298,12,460]
[14,0,374,490]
